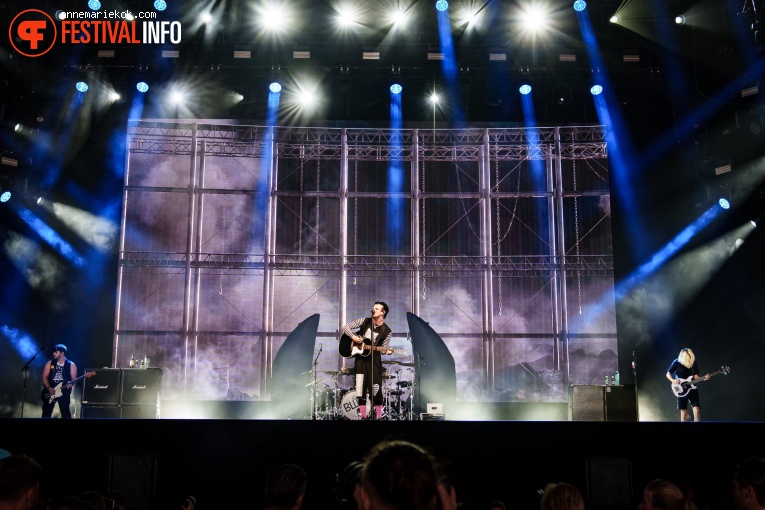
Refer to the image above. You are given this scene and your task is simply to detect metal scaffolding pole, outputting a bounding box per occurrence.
[481,129,495,391]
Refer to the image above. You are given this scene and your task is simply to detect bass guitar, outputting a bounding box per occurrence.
[671,365,730,397]
[338,333,406,359]
[42,371,96,404]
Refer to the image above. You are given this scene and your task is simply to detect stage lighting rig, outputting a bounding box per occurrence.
[741,0,765,46]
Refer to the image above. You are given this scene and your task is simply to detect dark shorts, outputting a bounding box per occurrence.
[677,389,700,410]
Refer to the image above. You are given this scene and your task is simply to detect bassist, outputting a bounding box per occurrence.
[41,344,77,419]
[342,302,392,420]
[666,347,709,422]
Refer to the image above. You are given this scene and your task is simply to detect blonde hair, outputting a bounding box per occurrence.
[643,479,694,510]
[678,348,695,369]
[540,482,585,510]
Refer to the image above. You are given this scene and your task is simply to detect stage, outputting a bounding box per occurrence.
[3,417,763,510]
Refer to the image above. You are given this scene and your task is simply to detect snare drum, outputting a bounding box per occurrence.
[340,390,360,420]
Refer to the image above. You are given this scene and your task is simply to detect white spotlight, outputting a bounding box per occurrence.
[200,11,212,24]
[675,15,686,25]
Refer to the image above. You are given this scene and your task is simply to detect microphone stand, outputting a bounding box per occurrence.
[19,345,45,418]
[632,351,640,422]
[312,344,323,420]
[368,324,376,420]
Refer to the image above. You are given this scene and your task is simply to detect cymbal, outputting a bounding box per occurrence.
[384,360,415,367]
[322,370,343,375]
[382,374,397,379]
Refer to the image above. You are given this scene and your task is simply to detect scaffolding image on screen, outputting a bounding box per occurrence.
[115,121,616,409]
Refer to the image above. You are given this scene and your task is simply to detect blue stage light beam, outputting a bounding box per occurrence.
[388,87,405,252]
[614,201,727,300]
[576,7,649,261]
[256,84,282,228]
[13,204,85,266]
[1,325,41,360]
[436,8,466,126]
[518,89,548,234]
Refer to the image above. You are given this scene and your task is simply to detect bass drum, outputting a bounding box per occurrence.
[340,390,360,420]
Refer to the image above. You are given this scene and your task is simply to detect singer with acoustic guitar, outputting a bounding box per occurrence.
[340,302,393,420]
[666,347,709,422]
[41,344,78,419]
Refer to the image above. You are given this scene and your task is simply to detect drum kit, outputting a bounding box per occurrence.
[308,360,416,420]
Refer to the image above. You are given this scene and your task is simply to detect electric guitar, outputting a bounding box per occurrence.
[338,333,406,359]
[671,365,730,397]
[42,371,96,404]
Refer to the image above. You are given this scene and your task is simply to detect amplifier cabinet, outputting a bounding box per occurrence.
[569,385,638,422]
[82,368,121,405]
[120,368,162,405]
[120,405,160,419]
[80,405,120,419]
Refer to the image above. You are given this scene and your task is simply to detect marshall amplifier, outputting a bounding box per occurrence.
[81,368,121,405]
[80,405,120,419]
[120,405,160,419]
[120,368,162,406]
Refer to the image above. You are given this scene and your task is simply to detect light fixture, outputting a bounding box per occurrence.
[293,49,311,59]
[154,0,167,11]
[714,163,732,175]
[427,52,444,60]
[233,50,251,59]
[136,82,150,93]
[436,0,449,11]
[554,85,571,105]
[0,191,10,203]
[590,84,603,95]
[390,83,402,94]
[610,14,620,23]
[200,12,212,23]
[88,0,101,10]
[1,156,18,167]
[622,50,640,62]
[559,53,576,62]
[162,50,179,58]
[363,51,380,60]
[573,0,586,12]
[519,84,532,95]
[269,82,282,93]
[109,91,121,101]
[741,85,759,98]
[719,198,730,209]
[76,82,89,92]
[675,15,686,25]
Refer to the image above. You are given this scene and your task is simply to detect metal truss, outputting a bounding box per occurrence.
[120,252,612,278]
[127,123,609,163]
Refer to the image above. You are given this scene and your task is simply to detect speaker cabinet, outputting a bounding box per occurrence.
[120,405,160,419]
[569,385,606,421]
[604,385,638,422]
[121,369,162,405]
[82,368,121,405]
[81,405,120,419]
[569,385,637,422]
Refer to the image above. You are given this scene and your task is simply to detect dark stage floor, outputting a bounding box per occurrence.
[3,417,764,510]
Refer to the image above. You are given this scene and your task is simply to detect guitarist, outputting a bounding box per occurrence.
[41,344,77,419]
[341,302,393,420]
[665,347,709,422]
